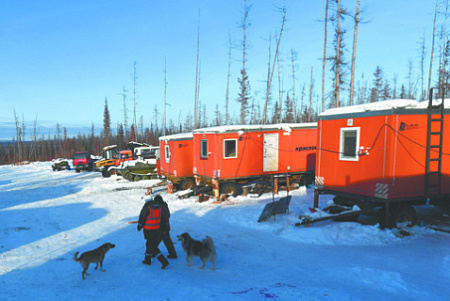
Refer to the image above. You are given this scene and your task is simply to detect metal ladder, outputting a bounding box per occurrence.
[425,88,445,196]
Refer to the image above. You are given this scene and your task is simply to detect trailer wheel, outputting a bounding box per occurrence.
[390,205,417,229]
[102,170,111,178]
[134,175,141,182]
[180,179,195,190]
[221,182,239,197]
[142,175,150,180]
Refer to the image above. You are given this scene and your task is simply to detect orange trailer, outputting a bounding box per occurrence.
[159,133,195,190]
[314,97,450,228]
[193,123,317,196]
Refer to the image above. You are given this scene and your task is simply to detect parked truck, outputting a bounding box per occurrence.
[73,151,97,172]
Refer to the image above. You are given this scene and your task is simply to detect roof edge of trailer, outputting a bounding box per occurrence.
[193,123,317,134]
[319,99,450,120]
[159,133,193,141]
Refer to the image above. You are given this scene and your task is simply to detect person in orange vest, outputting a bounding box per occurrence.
[153,194,178,259]
[137,194,169,269]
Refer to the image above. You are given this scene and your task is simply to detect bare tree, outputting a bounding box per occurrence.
[276,44,283,122]
[194,11,201,129]
[392,74,398,99]
[14,110,21,162]
[262,6,286,124]
[349,0,360,106]
[334,0,343,107]
[237,0,251,125]
[132,61,138,141]
[103,97,111,145]
[153,105,159,135]
[418,36,426,100]
[225,35,232,125]
[164,57,167,136]
[309,67,314,121]
[321,0,329,112]
[121,87,128,138]
[290,49,297,122]
[428,0,438,97]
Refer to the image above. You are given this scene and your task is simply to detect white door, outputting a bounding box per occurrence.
[263,133,279,172]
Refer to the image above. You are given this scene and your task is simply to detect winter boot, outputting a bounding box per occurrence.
[157,254,169,269]
[142,255,152,265]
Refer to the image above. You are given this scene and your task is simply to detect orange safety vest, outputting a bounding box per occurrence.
[144,206,161,230]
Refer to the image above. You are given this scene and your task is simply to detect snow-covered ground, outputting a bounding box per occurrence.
[0,162,448,301]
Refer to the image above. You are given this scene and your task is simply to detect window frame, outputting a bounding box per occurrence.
[165,145,170,163]
[200,139,208,159]
[339,127,360,161]
[223,139,238,159]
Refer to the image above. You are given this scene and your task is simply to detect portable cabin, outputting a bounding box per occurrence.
[314,98,450,228]
[192,123,317,195]
[159,133,195,190]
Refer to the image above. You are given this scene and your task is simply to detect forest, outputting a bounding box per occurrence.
[1,0,447,165]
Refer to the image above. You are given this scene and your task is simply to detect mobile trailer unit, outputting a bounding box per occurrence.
[314,97,450,228]
[192,123,317,196]
[159,133,195,190]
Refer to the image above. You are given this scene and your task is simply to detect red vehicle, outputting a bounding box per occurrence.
[314,96,450,228]
[73,151,97,172]
[159,133,194,190]
[192,123,317,195]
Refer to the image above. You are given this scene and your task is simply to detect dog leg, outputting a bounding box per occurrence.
[95,262,99,270]
[200,259,206,269]
[186,256,193,266]
[100,260,105,271]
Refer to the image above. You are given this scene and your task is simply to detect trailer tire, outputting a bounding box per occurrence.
[134,175,141,182]
[180,179,195,190]
[220,182,240,197]
[390,205,417,229]
[102,170,111,178]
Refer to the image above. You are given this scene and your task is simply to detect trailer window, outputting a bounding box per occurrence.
[201,140,208,158]
[224,139,237,158]
[339,127,360,161]
[165,145,170,163]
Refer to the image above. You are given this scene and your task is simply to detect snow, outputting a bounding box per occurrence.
[0,162,449,301]
[193,123,317,134]
[321,99,450,117]
[320,99,418,116]
[159,132,194,141]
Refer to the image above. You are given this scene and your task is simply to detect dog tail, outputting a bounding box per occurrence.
[203,236,216,259]
[73,251,80,262]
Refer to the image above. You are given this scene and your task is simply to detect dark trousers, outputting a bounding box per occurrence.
[144,230,162,257]
[162,231,177,256]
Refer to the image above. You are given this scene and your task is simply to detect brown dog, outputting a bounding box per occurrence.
[73,243,115,279]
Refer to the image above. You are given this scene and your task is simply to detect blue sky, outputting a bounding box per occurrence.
[0,0,438,140]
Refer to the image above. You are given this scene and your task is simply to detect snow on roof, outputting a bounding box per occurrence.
[416,98,450,108]
[193,123,317,134]
[320,99,418,117]
[159,132,193,141]
[320,99,450,117]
